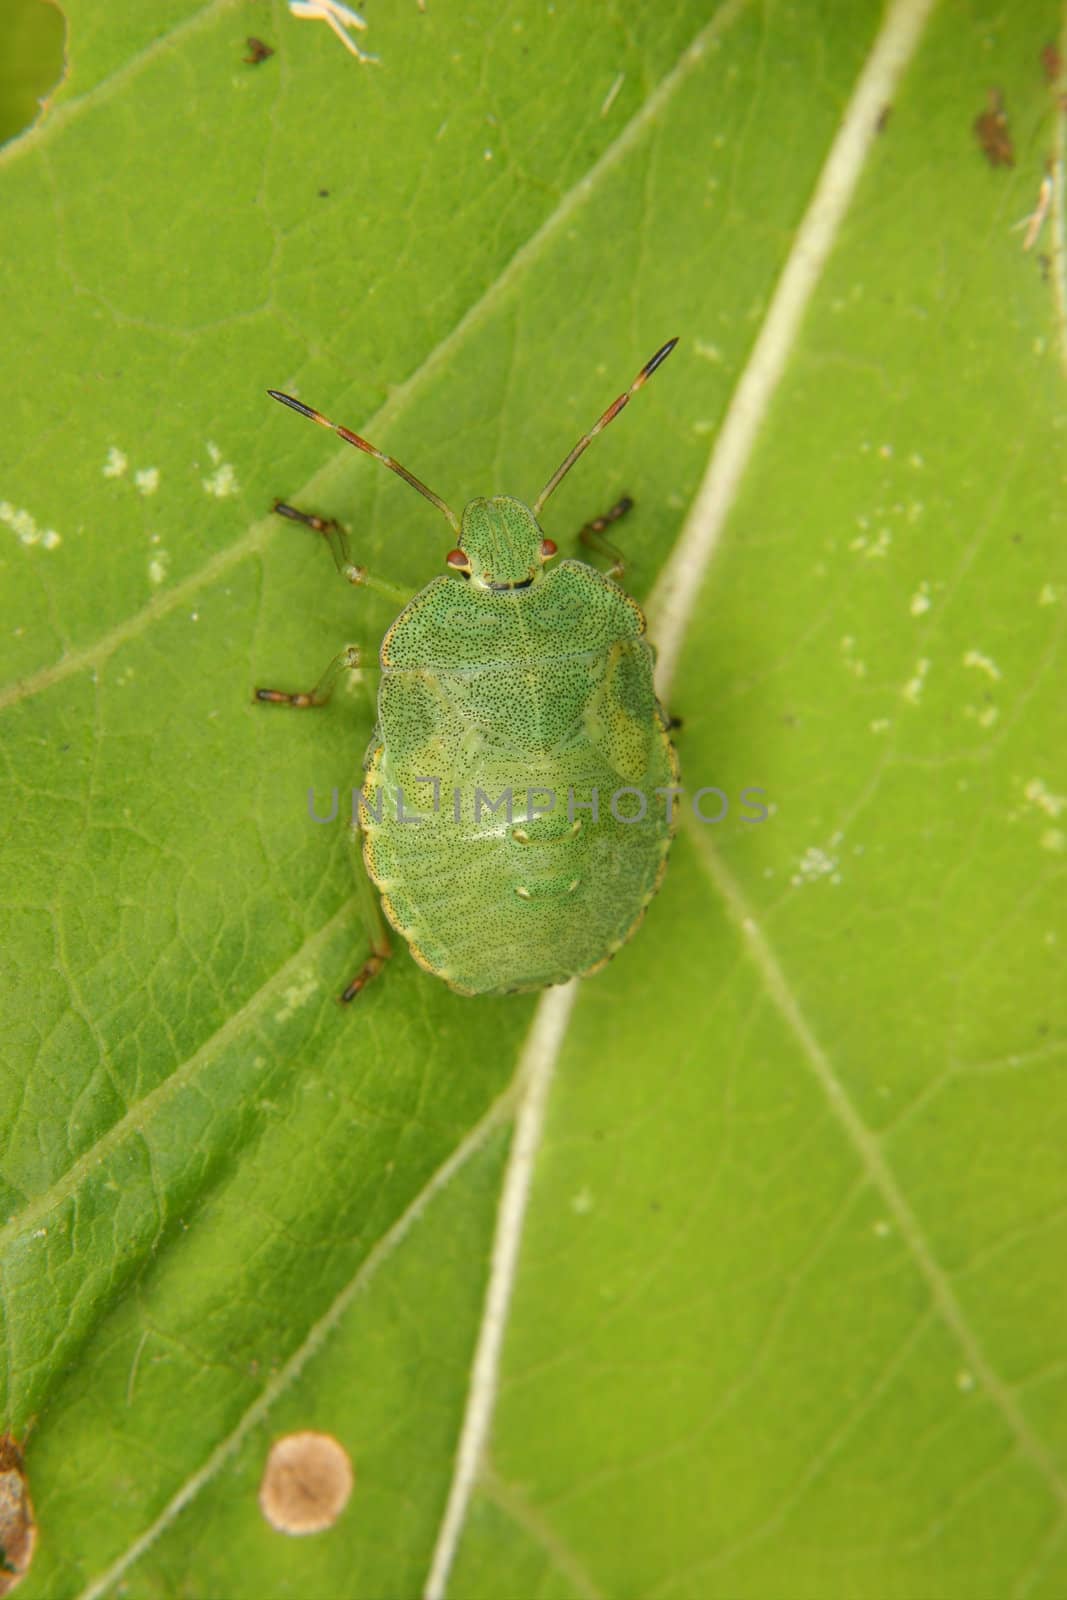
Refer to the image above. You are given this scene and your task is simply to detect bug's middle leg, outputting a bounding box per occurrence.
[577,495,633,581]
[255,644,368,708]
[273,500,414,604]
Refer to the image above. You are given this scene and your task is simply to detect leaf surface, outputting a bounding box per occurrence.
[1,1,1065,1596]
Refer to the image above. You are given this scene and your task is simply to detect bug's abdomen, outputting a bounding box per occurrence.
[358,643,677,995]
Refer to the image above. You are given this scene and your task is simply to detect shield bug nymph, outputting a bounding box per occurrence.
[257,339,680,999]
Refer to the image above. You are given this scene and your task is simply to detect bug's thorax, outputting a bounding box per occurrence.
[452,496,552,591]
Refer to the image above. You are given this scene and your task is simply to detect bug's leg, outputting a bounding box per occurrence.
[340,833,393,1002]
[578,495,633,581]
[273,501,414,604]
[255,644,365,708]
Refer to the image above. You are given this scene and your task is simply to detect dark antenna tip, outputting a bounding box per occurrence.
[531,337,680,516]
[644,337,679,379]
[268,389,317,422]
[266,385,461,532]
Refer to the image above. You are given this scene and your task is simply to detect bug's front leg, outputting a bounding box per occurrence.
[255,644,366,709]
[273,501,415,604]
[577,495,633,581]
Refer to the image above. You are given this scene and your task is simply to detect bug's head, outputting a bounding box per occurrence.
[445,497,557,591]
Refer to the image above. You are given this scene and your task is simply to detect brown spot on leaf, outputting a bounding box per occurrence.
[0,1435,36,1595]
[973,89,1014,167]
[259,1432,353,1536]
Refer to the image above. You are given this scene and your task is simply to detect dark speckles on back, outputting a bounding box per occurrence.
[381,562,644,671]
[364,554,676,995]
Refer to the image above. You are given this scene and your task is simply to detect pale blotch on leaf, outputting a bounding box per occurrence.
[259,1431,353,1536]
[902,657,930,705]
[202,441,239,499]
[1024,778,1067,820]
[0,1434,36,1595]
[148,551,170,587]
[274,970,319,1023]
[962,648,1001,683]
[0,503,60,551]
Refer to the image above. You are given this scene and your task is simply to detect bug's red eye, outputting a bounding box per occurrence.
[446,548,470,569]
[540,539,558,559]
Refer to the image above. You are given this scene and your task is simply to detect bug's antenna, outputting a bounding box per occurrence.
[268,390,462,533]
[531,337,678,518]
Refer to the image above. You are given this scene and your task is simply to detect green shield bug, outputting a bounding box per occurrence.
[257,339,680,1000]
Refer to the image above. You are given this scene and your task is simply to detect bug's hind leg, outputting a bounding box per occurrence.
[339,935,391,1001]
[273,500,414,604]
[339,839,393,1002]
[578,495,633,581]
[255,644,364,708]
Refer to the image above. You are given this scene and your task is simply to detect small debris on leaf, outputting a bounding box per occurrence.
[1016,166,1053,252]
[973,89,1014,167]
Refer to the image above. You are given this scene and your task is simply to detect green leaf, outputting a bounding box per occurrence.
[2,1,1065,1597]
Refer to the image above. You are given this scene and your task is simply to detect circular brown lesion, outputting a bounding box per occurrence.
[258,1431,354,1536]
[0,1432,36,1591]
